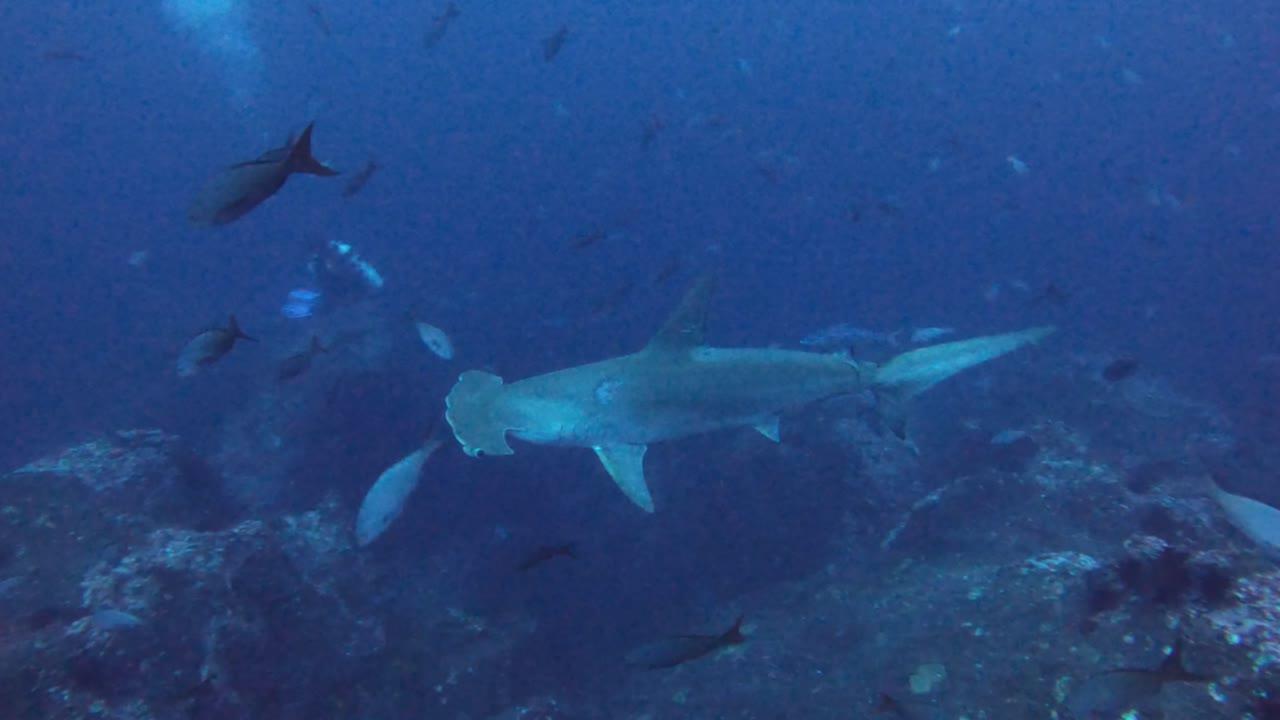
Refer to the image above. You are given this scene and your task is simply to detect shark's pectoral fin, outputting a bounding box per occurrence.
[593,444,654,512]
[754,417,781,443]
[445,370,515,457]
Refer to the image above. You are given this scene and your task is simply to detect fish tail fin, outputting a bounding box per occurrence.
[311,335,328,354]
[723,615,746,643]
[228,315,258,342]
[873,326,1055,399]
[290,122,339,176]
[563,542,578,559]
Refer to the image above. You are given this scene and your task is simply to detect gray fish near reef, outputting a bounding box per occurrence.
[91,608,144,631]
[341,159,378,198]
[424,2,460,49]
[189,122,339,227]
[1210,479,1280,557]
[625,616,746,670]
[277,336,328,382]
[1065,642,1211,718]
[543,25,569,62]
[177,315,257,377]
[516,543,576,572]
[355,422,450,546]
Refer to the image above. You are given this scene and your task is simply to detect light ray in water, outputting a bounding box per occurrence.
[160,0,262,112]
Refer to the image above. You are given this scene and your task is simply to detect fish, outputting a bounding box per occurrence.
[306,3,332,37]
[543,25,569,62]
[872,692,912,718]
[654,255,681,285]
[424,2,460,50]
[341,159,379,198]
[188,122,339,227]
[516,543,576,572]
[445,277,1054,511]
[569,228,607,250]
[1102,358,1140,382]
[1209,479,1280,557]
[641,114,665,149]
[413,319,455,360]
[588,281,635,320]
[625,616,746,669]
[1028,282,1071,306]
[177,315,257,377]
[355,423,450,546]
[800,324,901,350]
[277,336,328,382]
[1065,642,1212,718]
[90,608,144,631]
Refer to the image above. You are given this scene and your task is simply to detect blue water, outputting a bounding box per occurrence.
[1,0,1278,709]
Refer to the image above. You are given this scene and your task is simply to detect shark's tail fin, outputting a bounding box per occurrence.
[445,370,515,457]
[872,326,1054,399]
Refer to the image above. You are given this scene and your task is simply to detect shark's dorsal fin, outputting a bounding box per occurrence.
[593,444,654,512]
[644,276,716,353]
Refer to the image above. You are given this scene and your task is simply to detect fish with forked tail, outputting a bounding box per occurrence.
[177,315,256,377]
[542,25,569,62]
[189,122,338,226]
[625,616,747,669]
[277,336,328,382]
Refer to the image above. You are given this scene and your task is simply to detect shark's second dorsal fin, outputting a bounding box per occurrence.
[644,276,716,353]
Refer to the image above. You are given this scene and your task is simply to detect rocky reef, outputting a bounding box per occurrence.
[3,354,1280,719]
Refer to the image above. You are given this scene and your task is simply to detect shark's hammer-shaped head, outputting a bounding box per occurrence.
[445,370,516,457]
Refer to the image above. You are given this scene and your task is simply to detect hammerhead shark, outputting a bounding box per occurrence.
[444,278,1053,512]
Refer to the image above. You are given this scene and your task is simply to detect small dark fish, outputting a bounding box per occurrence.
[1065,641,1212,719]
[625,616,747,670]
[543,25,569,62]
[872,692,912,718]
[1102,357,1140,383]
[1028,281,1071,306]
[654,255,681,285]
[189,122,339,227]
[43,49,89,62]
[277,336,328,382]
[424,3,460,49]
[306,3,332,37]
[177,315,257,377]
[875,200,904,218]
[341,160,379,198]
[589,281,634,319]
[516,543,576,572]
[641,114,665,149]
[569,228,606,250]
